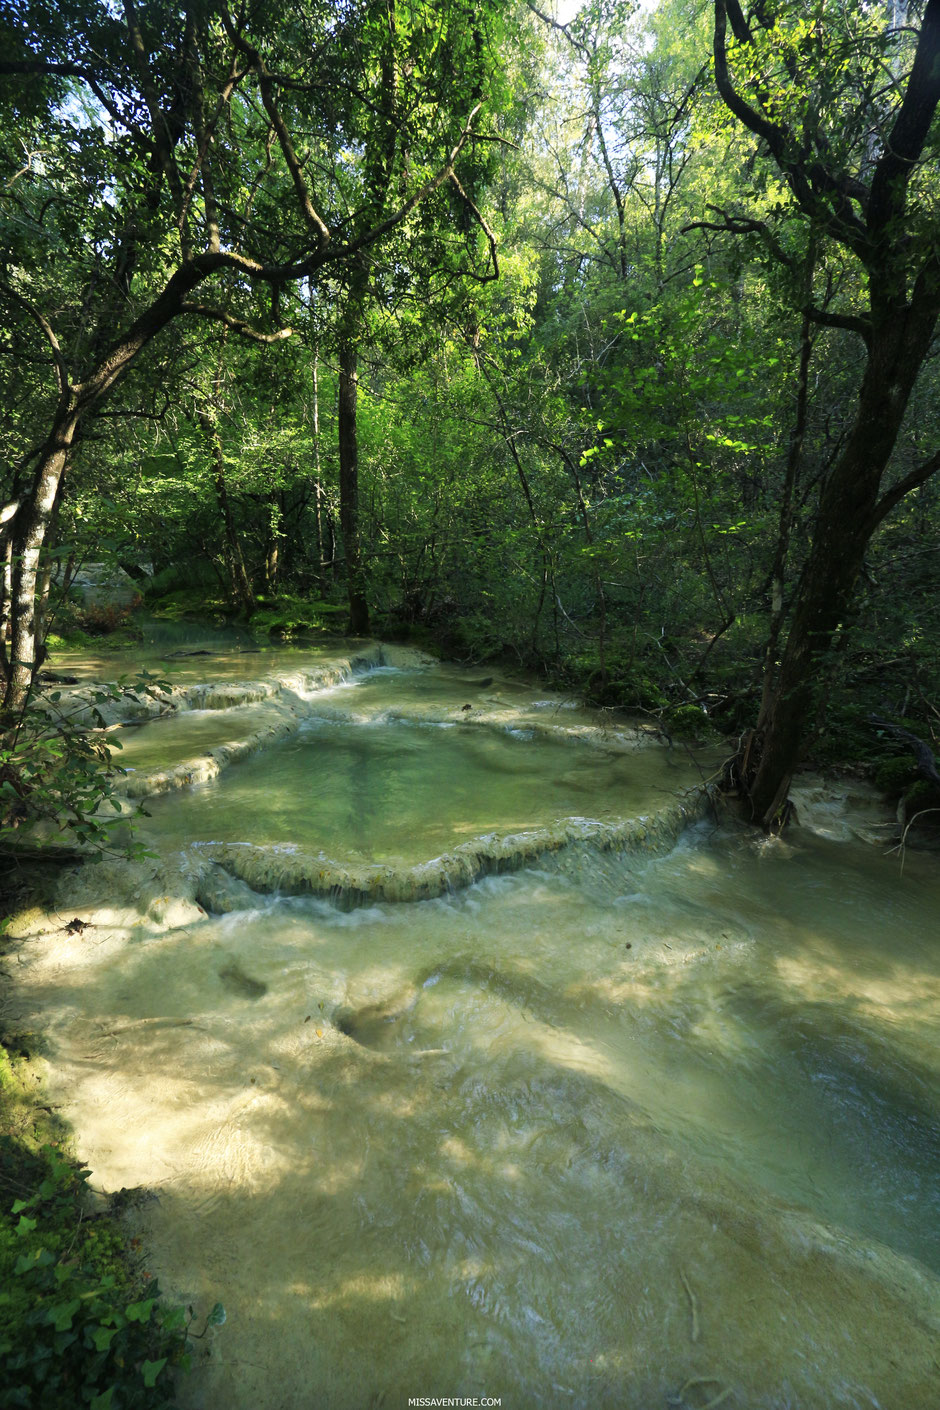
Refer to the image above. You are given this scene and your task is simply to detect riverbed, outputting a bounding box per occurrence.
[8,640,939,1409]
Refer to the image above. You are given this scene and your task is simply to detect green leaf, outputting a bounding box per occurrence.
[90,1388,115,1410]
[125,1297,156,1323]
[142,1357,168,1388]
[48,1298,81,1331]
[159,1305,187,1332]
[91,1324,119,1352]
[205,1301,226,1327]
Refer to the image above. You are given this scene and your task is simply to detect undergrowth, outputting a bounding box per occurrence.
[0,1039,217,1408]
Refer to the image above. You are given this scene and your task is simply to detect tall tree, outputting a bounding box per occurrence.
[711,0,940,825]
[0,0,503,714]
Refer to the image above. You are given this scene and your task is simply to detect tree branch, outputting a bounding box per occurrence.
[0,59,101,82]
[868,0,940,238]
[524,3,590,58]
[714,1,869,255]
[804,305,871,340]
[447,172,499,282]
[0,283,68,395]
[179,303,294,342]
[220,7,331,251]
[682,204,796,268]
[868,447,940,531]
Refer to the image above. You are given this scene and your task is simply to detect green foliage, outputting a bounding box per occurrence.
[667,704,714,741]
[249,595,347,638]
[0,674,169,856]
[146,588,230,623]
[873,757,917,796]
[0,1145,191,1410]
[2,0,938,791]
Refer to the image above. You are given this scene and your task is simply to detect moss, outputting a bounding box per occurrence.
[873,756,918,795]
[248,594,346,638]
[666,704,716,741]
[44,629,93,652]
[145,587,231,621]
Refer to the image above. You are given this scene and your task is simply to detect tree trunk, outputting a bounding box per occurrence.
[337,334,371,636]
[311,344,324,582]
[197,407,256,616]
[3,402,79,717]
[747,316,936,825]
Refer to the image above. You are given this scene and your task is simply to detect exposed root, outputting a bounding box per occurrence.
[886,806,940,875]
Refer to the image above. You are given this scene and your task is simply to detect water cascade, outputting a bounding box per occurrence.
[8,643,939,1410]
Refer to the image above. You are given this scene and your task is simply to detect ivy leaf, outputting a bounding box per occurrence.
[159,1304,187,1332]
[142,1357,167,1387]
[48,1298,81,1331]
[91,1324,119,1352]
[125,1297,156,1323]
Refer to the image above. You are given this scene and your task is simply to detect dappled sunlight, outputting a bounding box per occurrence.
[8,652,940,1408]
[773,948,940,1026]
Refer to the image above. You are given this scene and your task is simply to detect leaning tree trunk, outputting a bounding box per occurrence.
[746,316,936,826]
[3,400,80,718]
[337,334,371,636]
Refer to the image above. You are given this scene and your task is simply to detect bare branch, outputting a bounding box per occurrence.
[525,3,590,58]
[221,7,331,250]
[0,59,101,82]
[682,204,796,268]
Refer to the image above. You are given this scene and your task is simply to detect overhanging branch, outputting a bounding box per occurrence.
[0,282,68,395]
[804,305,871,341]
[179,303,294,343]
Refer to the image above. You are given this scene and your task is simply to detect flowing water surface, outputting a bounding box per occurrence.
[12,643,940,1410]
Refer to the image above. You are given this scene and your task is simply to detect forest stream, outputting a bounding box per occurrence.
[7,637,940,1410]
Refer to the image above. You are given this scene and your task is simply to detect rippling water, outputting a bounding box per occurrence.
[12,646,940,1409]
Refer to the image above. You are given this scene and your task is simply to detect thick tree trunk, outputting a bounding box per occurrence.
[747,317,935,825]
[337,335,371,636]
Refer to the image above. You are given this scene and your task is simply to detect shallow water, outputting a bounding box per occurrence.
[12,647,940,1409]
[140,711,696,863]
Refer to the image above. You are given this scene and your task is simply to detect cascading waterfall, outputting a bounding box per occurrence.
[7,642,939,1410]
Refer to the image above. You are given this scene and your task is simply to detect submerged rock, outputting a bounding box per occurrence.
[218,961,268,1000]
